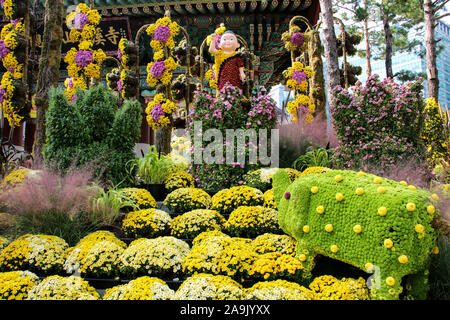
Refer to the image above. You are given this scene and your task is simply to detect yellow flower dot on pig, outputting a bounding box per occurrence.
[377,186,386,194]
[355,188,364,196]
[378,206,388,216]
[311,186,319,194]
[316,206,324,214]
[336,193,344,202]
[334,175,343,182]
[386,277,396,286]
[427,205,435,215]
[302,225,310,233]
[384,239,393,248]
[406,203,416,212]
[373,177,382,184]
[398,255,408,264]
[330,245,339,253]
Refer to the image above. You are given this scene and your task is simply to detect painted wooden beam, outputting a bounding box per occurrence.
[228,1,236,13]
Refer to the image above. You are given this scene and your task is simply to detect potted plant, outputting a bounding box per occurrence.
[130,146,173,201]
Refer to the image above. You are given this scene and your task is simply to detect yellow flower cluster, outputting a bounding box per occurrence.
[64,231,126,275]
[0,70,24,126]
[283,61,313,90]
[146,56,178,87]
[308,275,370,300]
[146,16,180,51]
[286,93,315,123]
[211,186,265,215]
[0,168,34,191]
[27,275,100,300]
[0,234,68,275]
[164,170,195,193]
[281,26,309,52]
[78,240,124,278]
[121,208,172,238]
[205,68,218,89]
[300,166,331,176]
[191,230,231,247]
[422,97,449,164]
[263,189,277,209]
[163,187,212,214]
[0,271,39,300]
[170,209,226,239]
[248,252,304,281]
[103,276,174,300]
[119,236,190,278]
[250,233,297,256]
[285,168,301,182]
[225,206,281,238]
[182,236,256,279]
[120,187,157,210]
[64,4,105,101]
[145,93,177,130]
[174,273,244,300]
[245,279,313,300]
[0,17,25,82]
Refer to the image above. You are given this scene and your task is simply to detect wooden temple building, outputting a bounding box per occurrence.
[1,0,322,154]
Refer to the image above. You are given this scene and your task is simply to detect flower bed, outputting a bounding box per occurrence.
[225,206,282,238]
[121,208,172,238]
[211,186,265,215]
[170,209,226,239]
[164,187,212,214]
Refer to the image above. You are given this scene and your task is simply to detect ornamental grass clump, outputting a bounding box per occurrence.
[174,273,244,300]
[121,208,172,239]
[103,276,174,300]
[164,187,212,214]
[182,237,257,281]
[164,171,195,193]
[211,186,265,215]
[119,236,190,279]
[225,206,282,238]
[170,209,226,239]
[27,275,100,300]
[245,279,313,300]
[0,166,102,246]
[308,275,370,300]
[0,234,68,276]
[0,271,39,300]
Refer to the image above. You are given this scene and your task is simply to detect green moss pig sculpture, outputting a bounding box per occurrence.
[273,169,441,300]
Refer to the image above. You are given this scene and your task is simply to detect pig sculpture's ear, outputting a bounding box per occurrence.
[273,169,291,208]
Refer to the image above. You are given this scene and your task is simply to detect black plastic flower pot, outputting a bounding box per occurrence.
[142,183,168,201]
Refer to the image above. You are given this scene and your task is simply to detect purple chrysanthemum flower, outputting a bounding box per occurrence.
[117,79,123,92]
[75,50,93,68]
[117,47,122,62]
[153,25,171,43]
[291,32,304,47]
[0,87,5,103]
[150,103,165,122]
[0,40,11,59]
[292,70,307,83]
[70,94,77,103]
[150,61,166,79]
[74,13,90,31]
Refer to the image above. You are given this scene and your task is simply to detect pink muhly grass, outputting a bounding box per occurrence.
[1,166,100,219]
[277,112,330,149]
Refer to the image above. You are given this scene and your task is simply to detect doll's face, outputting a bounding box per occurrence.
[219,33,240,51]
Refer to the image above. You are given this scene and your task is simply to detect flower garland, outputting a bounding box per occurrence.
[146,16,180,53]
[64,4,105,102]
[281,25,309,52]
[145,93,177,131]
[146,56,178,87]
[0,5,27,126]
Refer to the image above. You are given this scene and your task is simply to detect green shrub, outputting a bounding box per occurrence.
[43,85,142,185]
